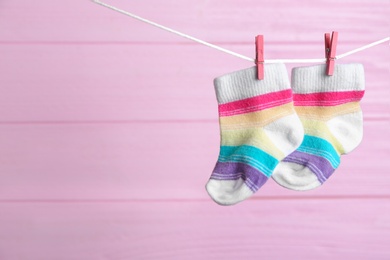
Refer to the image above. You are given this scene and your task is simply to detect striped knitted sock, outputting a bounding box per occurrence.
[272,63,365,190]
[206,64,304,205]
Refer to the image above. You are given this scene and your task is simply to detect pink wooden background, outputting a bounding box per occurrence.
[0,0,389,259]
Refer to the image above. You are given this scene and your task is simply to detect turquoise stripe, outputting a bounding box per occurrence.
[218,145,278,177]
[297,135,340,168]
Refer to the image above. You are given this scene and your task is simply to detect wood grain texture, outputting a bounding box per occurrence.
[0,121,388,200]
[0,43,387,121]
[0,0,388,42]
[0,0,389,259]
[0,201,389,260]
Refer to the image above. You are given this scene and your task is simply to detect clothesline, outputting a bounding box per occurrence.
[92,0,389,64]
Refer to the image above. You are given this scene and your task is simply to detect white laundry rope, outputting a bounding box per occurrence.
[336,37,389,59]
[92,0,389,64]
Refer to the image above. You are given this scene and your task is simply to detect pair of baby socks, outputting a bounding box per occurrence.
[206,63,365,205]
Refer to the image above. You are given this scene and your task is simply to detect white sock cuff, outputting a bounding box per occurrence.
[291,63,365,93]
[214,64,290,104]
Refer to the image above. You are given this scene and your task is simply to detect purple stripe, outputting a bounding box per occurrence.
[282,151,336,183]
[211,162,269,192]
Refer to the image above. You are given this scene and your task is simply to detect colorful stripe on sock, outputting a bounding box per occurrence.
[297,135,340,169]
[293,90,364,106]
[218,89,293,117]
[282,135,340,183]
[217,145,278,177]
[282,89,364,184]
[212,87,296,193]
[211,162,268,192]
[211,145,279,191]
[283,150,336,183]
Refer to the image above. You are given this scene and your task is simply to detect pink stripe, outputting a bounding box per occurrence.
[219,89,292,117]
[220,98,291,117]
[293,90,365,106]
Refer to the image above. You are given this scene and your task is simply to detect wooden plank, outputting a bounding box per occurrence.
[0,121,388,200]
[0,200,389,259]
[0,1,388,259]
[0,43,387,121]
[0,0,387,42]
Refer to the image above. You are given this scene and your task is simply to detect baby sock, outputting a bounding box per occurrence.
[206,64,304,205]
[272,63,365,190]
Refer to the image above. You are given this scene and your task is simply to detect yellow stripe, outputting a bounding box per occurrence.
[295,102,361,121]
[221,127,285,160]
[299,118,345,154]
[220,103,295,130]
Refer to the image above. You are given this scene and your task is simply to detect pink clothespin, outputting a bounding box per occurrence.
[324,31,338,76]
[255,35,264,80]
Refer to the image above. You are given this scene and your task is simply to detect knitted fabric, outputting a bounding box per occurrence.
[206,64,304,205]
[272,63,365,190]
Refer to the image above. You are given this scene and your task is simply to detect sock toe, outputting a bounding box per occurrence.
[272,161,322,191]
[206,179,254,205]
